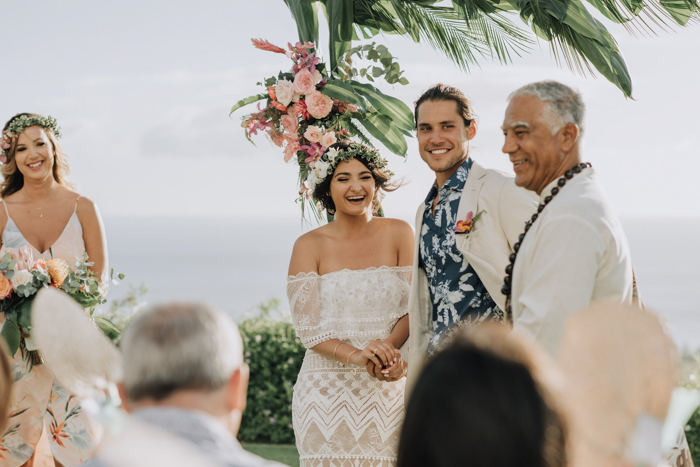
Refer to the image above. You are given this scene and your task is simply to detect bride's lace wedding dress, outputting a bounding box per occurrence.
[287,266,412,467]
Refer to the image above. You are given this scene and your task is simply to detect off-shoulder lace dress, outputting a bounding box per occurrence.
[287,266,412,467]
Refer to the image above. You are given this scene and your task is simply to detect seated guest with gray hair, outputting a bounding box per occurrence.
[86,302,283,467]
[500,80,635,356]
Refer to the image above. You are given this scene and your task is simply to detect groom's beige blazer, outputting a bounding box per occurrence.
[405,159,538,399]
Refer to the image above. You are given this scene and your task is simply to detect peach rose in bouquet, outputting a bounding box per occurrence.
[305,91,333,119]
[293,69,316,95]
[275,80,295,107]
[281,114,299,135]
[0,273,12,299]
[304,126,323,143]
[320,131,336,147]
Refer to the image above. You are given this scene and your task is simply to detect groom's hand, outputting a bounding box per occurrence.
[365,361,385,380]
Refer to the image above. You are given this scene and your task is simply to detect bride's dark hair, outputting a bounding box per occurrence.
[312,141,399,215]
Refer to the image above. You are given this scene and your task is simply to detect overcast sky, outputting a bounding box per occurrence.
[1,0,698,221]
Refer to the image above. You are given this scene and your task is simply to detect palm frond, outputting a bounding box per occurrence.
[352,0,533,71]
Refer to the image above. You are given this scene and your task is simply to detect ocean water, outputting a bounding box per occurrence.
[103,216,700,352]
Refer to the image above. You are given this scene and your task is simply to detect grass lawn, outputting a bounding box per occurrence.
[243,443,300,467]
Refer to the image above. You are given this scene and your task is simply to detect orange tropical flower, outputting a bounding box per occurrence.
[46,258,70,288]
[251,38,287,54]
[50,421,69,447]
[455,220,473,233]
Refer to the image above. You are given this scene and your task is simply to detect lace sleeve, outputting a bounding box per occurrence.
[287,274,337,348]
[396,268,412,318]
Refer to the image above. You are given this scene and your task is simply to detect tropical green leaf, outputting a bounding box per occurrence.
[325,0,354,72]
[357,112,408,156]
[348,81,415,131]
[1,319,20,356]
[659,0,696,24]
[283,0,320,43]
[229,94,267,116]
[17,299,33,329]
[321,81,367,113]
[562,0,618,50]
[572,32,632,96]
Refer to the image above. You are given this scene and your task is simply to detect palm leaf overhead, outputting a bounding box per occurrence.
[283,0,700,98]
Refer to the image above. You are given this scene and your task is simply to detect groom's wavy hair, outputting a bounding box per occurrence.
[414,83,478,129]
[398,325,568,467]
[1,113,74,199]
[312,141,399,216]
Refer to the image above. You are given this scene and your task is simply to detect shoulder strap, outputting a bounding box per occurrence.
[1,200,9,219]
[73,195,82,213]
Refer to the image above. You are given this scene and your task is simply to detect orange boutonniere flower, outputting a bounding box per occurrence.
[455,210,486,235]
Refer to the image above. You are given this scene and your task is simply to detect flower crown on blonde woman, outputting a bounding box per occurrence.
[1,115,62,164]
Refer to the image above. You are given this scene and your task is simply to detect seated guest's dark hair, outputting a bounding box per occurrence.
[398,326,567,467]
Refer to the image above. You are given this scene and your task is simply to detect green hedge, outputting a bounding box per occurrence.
[237,301,306,444]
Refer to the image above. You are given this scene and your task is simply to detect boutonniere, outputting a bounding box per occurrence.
[455,210,486,235]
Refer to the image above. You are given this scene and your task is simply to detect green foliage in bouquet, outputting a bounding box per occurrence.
[0,252,125,359]
[237,299,306,444]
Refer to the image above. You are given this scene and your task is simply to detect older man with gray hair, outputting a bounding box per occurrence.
[87,302,283,467]
[499,80,634,356]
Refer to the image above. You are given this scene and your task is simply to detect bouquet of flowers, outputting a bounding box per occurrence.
[231,39,414,219]
[0,247,124,365]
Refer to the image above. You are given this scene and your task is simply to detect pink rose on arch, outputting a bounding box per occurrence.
[275,79,294,107]
[293,68,316,95]
[284,141,300,163]
[280,114,298,135]
[304,126,323,143]
[305,91,333,119]
[320,131,336,147]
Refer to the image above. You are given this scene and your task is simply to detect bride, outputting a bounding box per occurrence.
[287,141,414,467]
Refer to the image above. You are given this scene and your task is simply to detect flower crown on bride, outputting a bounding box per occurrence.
[231,38,413,220]
[1,114,62,164]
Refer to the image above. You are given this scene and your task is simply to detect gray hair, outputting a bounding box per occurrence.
[121,302,244,402]
[508,81,585,136]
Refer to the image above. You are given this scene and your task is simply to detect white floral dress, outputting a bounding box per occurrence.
[287,267,411,467]
[0,200,100,466]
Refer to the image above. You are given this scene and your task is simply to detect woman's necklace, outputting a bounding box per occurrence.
[501,162,592,322]
[24,187,60,218]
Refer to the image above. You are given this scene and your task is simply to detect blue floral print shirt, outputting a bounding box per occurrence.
[419,158,503,355]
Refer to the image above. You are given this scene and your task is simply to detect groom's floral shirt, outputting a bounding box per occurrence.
[419,158,503,355]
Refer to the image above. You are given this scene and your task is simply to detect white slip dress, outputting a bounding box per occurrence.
[0,198,101,466]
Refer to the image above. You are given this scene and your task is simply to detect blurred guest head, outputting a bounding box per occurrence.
[501,81,585,194]
[558,303,677,467]
[398,325,568,467]
[118,302,249,436]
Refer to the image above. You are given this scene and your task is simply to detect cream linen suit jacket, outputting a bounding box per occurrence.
[405,160,537,399]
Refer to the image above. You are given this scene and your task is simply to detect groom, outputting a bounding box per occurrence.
[404,84,537,397]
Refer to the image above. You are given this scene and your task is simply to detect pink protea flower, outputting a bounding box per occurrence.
[293,100,311,120]
[251,38,287,54]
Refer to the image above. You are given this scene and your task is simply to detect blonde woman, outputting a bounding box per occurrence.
[0,113,106,466]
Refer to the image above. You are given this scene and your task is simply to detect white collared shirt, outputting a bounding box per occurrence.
[511,168,634,356]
